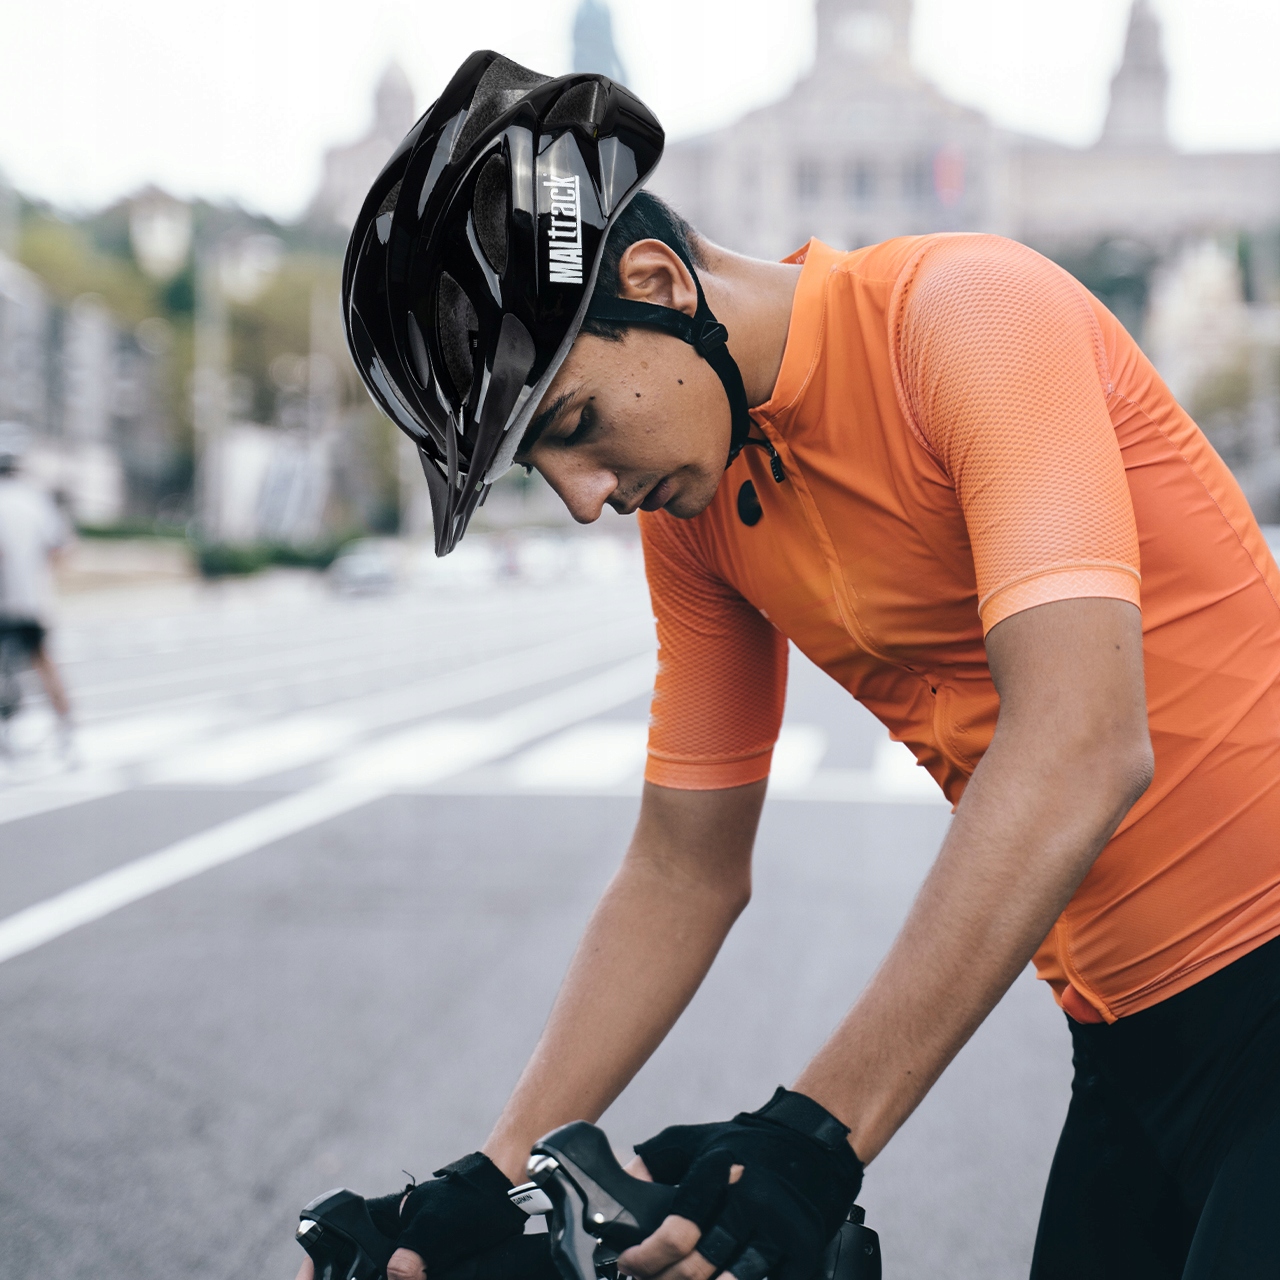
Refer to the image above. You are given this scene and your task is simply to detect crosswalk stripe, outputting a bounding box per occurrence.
[0,618,653,825]
[0,654,656,966]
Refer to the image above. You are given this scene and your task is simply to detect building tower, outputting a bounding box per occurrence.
[813,0,913,71]
[1099,0,1169,148]
[572,0,626,82]
[306,63,417,232]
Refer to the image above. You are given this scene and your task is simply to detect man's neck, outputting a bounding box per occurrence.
[698,244,804,409]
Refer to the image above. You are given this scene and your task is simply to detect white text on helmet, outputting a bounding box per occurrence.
[544,175,583,284]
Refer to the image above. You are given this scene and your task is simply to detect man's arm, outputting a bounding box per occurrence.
[483,778,767,1182]
[792,596,1152,1162]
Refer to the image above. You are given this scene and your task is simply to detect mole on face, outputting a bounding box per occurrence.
[677,379,684,385]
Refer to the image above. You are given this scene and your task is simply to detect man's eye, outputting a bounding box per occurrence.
[563,403,597,447]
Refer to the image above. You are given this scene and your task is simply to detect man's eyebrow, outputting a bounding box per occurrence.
[517,389,577,457]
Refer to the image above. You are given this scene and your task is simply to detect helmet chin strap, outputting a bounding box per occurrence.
[582,260,754,468]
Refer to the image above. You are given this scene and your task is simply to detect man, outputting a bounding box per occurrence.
[317,53,1280,1278]
[0,423,73,748]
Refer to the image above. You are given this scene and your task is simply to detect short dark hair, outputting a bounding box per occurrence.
[579,190,705,343]
[516,192,705,458]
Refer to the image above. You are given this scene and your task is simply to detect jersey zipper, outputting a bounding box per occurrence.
[741,436,786,483]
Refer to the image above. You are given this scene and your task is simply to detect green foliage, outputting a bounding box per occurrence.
[1191,359,1253,422]
[162,268,196,316]
[15,193,401,538]
[18,213,160,324]
[195,538,352,579]
[227,254,345,423]
[77,520,188,540]
[1052,238,1158,343]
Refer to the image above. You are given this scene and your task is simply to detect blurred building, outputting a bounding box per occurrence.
[574,0,626,81]
[0,245,153,523]
[652,0,997,256]
[650,0,1280,514]
[652,0,1280,263]
[307,64,416,234]
[1007,2,1280,257]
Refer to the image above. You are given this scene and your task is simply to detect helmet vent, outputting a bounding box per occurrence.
[437,272,480,404]
[377,178,402,219]
[453,55,548,160]
[375,179,403,243]
[543,80,607,135]
[473,153,509,276]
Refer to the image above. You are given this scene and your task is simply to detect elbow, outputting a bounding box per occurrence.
[1095,724,1154,815]
[1123,735,1156,808]
[701,867,752,923]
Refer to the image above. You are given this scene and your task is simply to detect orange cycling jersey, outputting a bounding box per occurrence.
[639,234,1280,1024]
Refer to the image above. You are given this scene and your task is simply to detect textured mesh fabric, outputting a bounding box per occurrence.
[641,509,787,789]
[638,231,1280,1021]
[894,236,1141,631]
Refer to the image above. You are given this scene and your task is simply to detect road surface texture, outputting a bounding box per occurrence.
[0,556,1072,1279]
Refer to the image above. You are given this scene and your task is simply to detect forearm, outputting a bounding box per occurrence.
[484,781,764,1181]
[795,726,1149,1163]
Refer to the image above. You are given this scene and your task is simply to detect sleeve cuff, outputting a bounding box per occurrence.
[644,747,774,791]
[980,564,1141,634]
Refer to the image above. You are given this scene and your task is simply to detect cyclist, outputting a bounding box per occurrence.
[320,52,1280,1279]
[0,423,74,751]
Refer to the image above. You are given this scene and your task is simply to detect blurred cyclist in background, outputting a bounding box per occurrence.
[314,51,1280,1280]
[0,422,74,751]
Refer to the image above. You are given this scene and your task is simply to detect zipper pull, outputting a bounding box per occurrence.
[766,439,785,483]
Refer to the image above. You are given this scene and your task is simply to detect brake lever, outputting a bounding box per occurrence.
[530,1121,677,1280]
[528,1121,880,1280]
[296,1187,398,1280]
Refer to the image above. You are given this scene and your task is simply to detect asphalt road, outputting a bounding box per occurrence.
[0,559,1072,1280]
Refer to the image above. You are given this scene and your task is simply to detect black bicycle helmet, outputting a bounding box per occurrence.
[343,50,753,555]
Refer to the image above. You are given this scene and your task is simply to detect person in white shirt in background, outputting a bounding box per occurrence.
[0,422,73,750]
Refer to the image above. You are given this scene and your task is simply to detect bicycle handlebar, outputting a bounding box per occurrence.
[528,1122,880,1280]
[295,1121,881,1280]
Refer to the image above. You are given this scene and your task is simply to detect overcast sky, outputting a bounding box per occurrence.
[0,0,1277,221]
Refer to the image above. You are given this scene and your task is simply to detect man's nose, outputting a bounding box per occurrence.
[543,461,618,524]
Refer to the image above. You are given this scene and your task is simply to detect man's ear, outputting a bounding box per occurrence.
[616,240,699,317]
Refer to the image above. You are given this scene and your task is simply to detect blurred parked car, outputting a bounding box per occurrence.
[328,538,401,595]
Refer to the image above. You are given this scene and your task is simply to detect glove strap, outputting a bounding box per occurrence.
[431,1150,517,1195]
[750,1086,852,1153]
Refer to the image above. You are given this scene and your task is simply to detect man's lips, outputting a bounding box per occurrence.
[639,476,675,512]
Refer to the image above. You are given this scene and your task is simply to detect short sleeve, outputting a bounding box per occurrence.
[640,510,788,789]
[893,236,1141,633]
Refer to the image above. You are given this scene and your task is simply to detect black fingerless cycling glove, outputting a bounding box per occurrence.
[366,1151,529,1269]
[634,1088,864,1280]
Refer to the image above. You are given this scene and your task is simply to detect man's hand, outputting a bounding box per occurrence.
[618,1091,862,1280]
[293,1251,428,1280]
[616,1155,735,1280]
[793,596,1153,1162]
[387,1247,426,1280]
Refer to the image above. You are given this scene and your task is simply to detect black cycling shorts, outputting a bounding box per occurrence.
[1030,932,1280,1279]
[0,619,45,657]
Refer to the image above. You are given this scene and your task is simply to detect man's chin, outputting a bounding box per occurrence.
[663,475,720,520]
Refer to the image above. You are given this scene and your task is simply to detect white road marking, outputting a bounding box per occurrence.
[147,715,359,785]
[0,620,654,826]
[336,655,654,788]
[429,721,948,806]
[797,737,950,805]
[0,654,656,966]
[511,722,649,789]
[79,710,227,769]
[767,725,830,792]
